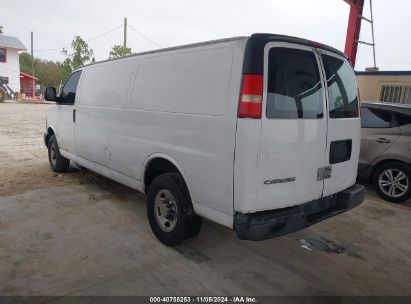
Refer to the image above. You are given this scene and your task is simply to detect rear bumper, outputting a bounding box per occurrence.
[234,184,365,241]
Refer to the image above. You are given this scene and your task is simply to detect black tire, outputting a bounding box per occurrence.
[48,135,70,173]
[373,162,411,203]
[147,172,202,246]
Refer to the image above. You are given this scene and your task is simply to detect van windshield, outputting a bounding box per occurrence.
[322,54,359,118]
[266,48,324,119]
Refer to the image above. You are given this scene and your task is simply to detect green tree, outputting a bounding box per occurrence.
[19,36,95,89]
[35,59,64,88]
[19,52,33,75]
[59,58,73,85]
[62,36,95,72]
[19,52,63,89]
[109,44,132,59]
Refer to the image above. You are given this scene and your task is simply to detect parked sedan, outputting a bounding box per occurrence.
[358,103,411,203]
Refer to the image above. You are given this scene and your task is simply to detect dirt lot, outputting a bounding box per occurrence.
[1,101,411,296]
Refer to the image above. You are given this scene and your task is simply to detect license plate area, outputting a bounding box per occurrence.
[317,166,332,181]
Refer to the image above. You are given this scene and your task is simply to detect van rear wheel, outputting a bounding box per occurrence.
[48,135,70,173]
[373,162,411,203]
[147,172,202,246]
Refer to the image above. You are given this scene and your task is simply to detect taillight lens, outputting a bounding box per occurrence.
[238,74,263,118]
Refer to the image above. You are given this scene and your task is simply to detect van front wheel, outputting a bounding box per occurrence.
[147,172,202,246]
[48,135,70,173]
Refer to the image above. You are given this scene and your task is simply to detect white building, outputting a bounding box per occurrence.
[0,35,27,92]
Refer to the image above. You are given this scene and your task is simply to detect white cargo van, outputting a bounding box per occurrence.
[44,34,365,246]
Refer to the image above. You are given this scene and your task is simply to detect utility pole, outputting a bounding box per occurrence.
[369,0,377,68]
[123,17,127,56]
[31,31,35,98]
[31,31,34,76]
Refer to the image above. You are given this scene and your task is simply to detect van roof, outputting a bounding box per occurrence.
[242,33,347,74]
[77,33,346,71]
[77,36,248,70]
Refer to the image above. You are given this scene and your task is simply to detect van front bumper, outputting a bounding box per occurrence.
[234,184,365,241]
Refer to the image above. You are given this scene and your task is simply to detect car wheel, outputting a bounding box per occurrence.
[48,135,70,173]
[373,162,411,203]
[147,172,202,246]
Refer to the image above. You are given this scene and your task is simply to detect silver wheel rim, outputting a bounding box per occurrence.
[50,142,57,166]
[154,189,178,232]
[378,169,409,198]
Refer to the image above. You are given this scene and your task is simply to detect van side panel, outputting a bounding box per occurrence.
[79,59,136,108]
[75,58,137,172]
[129,48,233,115]
[233,120,261,213]
[107,40,246,225]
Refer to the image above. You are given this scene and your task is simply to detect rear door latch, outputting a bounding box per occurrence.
[317,166,332,181]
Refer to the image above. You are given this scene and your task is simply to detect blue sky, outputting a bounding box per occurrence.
[1,0,410,71]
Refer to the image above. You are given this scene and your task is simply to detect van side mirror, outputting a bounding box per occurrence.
[44,87,57,101]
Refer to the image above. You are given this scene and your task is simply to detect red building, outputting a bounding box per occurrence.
[20,71,38,97]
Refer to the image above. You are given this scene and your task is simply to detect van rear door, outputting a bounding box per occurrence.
[319,50,361,196]
[256,43,328,211]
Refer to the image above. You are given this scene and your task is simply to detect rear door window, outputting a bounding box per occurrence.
[394,113,411,126]
[266,48,324,119]
[361,107,394,128]
[322,54,358,118]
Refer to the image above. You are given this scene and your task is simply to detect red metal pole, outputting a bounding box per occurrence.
[344,0,365,67]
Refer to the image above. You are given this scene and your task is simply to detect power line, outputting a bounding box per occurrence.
[31,22,162,54]
[127,23,162,48]
[34,24,123,52]
[86,24,123,43]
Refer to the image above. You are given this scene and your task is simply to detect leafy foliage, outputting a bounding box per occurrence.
[19,52,33,75]
[20,52,64,89]
[19,36,95,90]
[109,44,132,59]
[62,36,95,70]
[19,36,99,89]
[60,58,73,85]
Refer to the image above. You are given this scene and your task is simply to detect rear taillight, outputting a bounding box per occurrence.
[238,74,263,118]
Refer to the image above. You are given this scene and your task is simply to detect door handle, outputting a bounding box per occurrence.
[73,109,76,123]
[376,138,391,144]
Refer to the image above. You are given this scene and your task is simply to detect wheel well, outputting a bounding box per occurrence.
[371,159,409,180]
[45,127,55,147]
[144,158,180,193]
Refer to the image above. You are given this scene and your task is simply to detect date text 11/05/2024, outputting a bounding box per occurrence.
[149,296,258,303]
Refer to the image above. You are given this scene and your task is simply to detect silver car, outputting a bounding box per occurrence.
[358,103,411,203]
